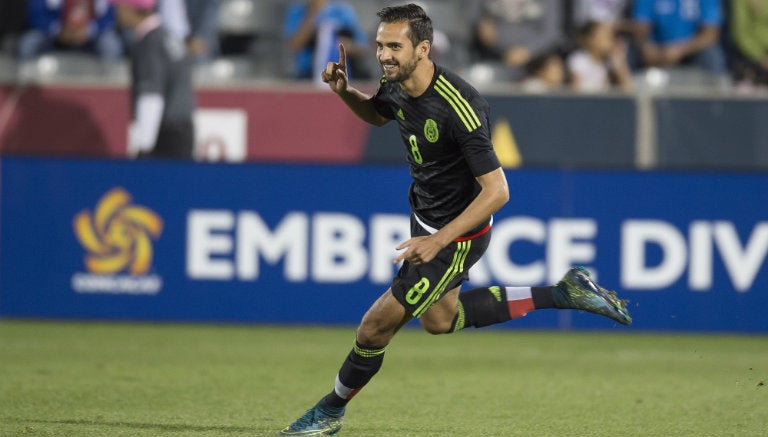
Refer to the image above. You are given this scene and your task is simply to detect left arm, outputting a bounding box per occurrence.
[395,167,509,265]
[661,25,720,64]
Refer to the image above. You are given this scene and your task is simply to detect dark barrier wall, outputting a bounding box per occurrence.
[488,95,636,168]
[363,95,637,168]
[2,157,767,333]
[655,97,768,170]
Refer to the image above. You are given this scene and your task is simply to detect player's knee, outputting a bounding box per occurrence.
[421,318,453,335]
[356,322,395,346]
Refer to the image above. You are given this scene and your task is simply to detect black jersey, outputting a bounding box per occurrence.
[372,64,501,228]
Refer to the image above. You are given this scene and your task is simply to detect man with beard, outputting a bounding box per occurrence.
[278,4,632,436]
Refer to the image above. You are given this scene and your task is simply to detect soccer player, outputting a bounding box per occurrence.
[278,4,632,436]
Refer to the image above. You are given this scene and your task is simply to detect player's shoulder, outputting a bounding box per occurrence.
[431,65,488,132]
[433,65,487,107]
[433,65,477,94]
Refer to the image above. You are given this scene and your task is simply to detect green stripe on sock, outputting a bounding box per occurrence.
[353,343,386,358]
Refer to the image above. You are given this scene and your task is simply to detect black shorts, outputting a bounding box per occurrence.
[391,214,491,318]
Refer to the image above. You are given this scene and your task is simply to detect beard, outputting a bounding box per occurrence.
[380,55,419,83]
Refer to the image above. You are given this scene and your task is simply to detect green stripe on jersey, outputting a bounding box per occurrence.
[434,75,481,132]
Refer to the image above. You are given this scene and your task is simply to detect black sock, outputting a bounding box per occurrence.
[449,285,558,332]
[532,286,555,309]
[449,286,511,332]
[323,341,385,408]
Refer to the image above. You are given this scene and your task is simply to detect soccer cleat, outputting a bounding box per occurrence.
[278,400,345,436]
[553,267,632,325]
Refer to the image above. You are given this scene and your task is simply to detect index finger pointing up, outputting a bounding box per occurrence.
[338,43,347,68]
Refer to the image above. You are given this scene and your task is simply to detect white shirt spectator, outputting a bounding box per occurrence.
[567,49,610,92]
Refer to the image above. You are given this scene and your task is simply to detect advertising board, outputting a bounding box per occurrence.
[2,157,766,332]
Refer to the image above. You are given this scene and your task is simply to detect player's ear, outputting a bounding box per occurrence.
[418,40,431,59]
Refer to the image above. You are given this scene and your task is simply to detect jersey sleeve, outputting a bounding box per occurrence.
[452,95,501,177]
[371,80,396,120]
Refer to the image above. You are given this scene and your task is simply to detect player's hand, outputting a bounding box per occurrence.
[321,43,348,94]
[660,44,687,65]
[394,235,444,266]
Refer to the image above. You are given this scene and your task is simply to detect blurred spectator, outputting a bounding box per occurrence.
[158,0,188,42]
[468,0,565,79]
[284,0,370,82]
[567,21,633,92]
[629,0,727,76]
[573,0,632,31]
[157,0,220,62]
[728,0,768,91]
[17,0,123,61]
[112,0,196,159]
[518,48,566,92]
[183,0,221,62]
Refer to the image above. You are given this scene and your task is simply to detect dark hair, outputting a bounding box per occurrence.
[576,21,601,40]
[376,3,433,47]
[524,48,563,76]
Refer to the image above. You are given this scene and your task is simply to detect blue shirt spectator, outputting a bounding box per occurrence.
[634,0,721,43]
[284,0,369,81]
[630,0,726,74]
[18,0,123,61]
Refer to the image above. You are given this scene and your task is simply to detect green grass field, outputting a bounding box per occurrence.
[1,320,766,437]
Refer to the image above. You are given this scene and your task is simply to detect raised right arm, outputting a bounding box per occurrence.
[321,43,389,126]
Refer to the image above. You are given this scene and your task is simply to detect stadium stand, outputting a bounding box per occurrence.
[211,0,289,80]
[15,52,128,84]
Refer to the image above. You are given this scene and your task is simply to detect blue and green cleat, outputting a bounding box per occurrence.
[278,400,345,436]
[553,267,632,325]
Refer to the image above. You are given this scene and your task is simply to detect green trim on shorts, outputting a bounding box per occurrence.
[413,240,472,317]
[452,299,466,332]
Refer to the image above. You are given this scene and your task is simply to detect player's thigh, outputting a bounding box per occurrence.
[392,231,489,318]
[357,289,412,346]
[420,286,460,334]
